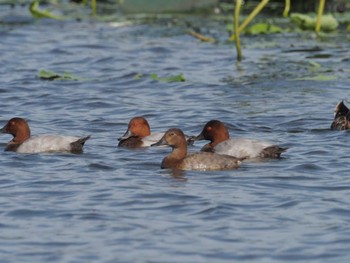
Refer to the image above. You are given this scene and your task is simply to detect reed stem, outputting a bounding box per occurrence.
[238,0,269,33]
[234,0,243,61]
[315,0,325,32]
[283,0,290,17]
[92,0,96,16]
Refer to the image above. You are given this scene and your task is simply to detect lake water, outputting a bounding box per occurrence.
[1,5,350,262]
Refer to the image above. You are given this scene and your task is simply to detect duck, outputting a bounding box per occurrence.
[118,117,164,148]
[0,117,90,153]
[330,100,350,130]
[118,117,194,148]
[151,128,242,171]
[193,120,287,159]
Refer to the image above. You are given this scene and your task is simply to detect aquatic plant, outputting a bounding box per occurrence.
[231,0,330,61]
[233,0,243,61]
[28,0,100,19]
[188,30,216,43]
[294,75,337,81]
[291,13,338,31]
[150,73,186,83]
[91,0,96,16]
[133,72,186,82]
[316,0,325,32]
[29,0,63,20]
[283,0,290,18]
[245,23,283,35]
[38,70,81,81]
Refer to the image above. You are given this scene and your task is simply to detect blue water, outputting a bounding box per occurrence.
[1,5,350,262]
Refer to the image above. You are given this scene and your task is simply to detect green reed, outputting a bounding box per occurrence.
[233,0,327,61]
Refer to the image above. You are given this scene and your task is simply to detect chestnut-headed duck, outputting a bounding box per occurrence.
[118,117,194,148]
[331,100,350,130]
[0,117,90,153]
[118,117,163,148]
[194,120,287,159]
[151,128,242,171]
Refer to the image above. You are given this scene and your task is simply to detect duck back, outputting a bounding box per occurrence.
[214,138,277,159]
[17,135,89,153]
[175,152,241,171]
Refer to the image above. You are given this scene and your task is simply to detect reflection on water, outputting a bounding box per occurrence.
[0,14,350,263]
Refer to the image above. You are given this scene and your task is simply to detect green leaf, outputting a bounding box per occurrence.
[29,0,64,20]
[245,23,283,35]
[308,61,322,73]
[38,70,80,81]
[150,73,186,83]
[134,73,144,80]
[308,61,322,69]
[290,13,338,31]
[293,74,337,81]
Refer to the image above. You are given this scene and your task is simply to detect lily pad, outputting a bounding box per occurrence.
[38,70,80,81]
[293,74,337,81]
[29,0,64,20]
[245,23,283,35]
[290,13,338,31]
[133,73,144,80]
[150,73,186,82]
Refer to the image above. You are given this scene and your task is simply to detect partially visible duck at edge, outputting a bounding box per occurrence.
[118,117,194,148]
[151,128,242,171]
[118,117,163,148]
[0,117,90,153]
[331,100,350,130]
[193,120,287,159]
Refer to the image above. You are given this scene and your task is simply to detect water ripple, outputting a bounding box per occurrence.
[0,14,350,263]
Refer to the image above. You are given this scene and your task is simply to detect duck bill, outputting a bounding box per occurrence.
[151,136,167,147]
[0,125,7,134]
[118,129,132,141]
[193,132,205,141]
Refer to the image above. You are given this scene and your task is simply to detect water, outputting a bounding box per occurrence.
[1,5,350,262]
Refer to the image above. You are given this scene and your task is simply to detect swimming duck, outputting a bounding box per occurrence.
[193,120,286,159]
[118,117,194,148]
[0,117,90,153]
[330,100,350,130]
[151,128,242,171]
[118,117,164,148]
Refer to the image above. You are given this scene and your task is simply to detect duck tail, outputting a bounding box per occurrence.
[334,100,349,118]
[70,135,91,153]
[331,101,350,130]
[260,146,287,158]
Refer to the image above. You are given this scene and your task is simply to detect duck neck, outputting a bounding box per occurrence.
[162,143,187,168]
[12,129,30,145]
[211,129,229,147]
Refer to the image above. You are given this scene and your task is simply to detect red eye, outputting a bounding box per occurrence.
[206,126,212,131]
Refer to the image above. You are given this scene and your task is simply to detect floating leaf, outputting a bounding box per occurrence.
[290,13,338,31]
[308,61,322,69]
[308,61,322,73]
[29,0,63,20]
[245,23,283,35]
[293,74,337,81]
[150,73,186,83]
[38,70,80,81]
[134,73,144,80]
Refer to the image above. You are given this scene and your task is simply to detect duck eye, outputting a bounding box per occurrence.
[206,126,212,131]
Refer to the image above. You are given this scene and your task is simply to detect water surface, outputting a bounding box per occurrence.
[1,6,350,262]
